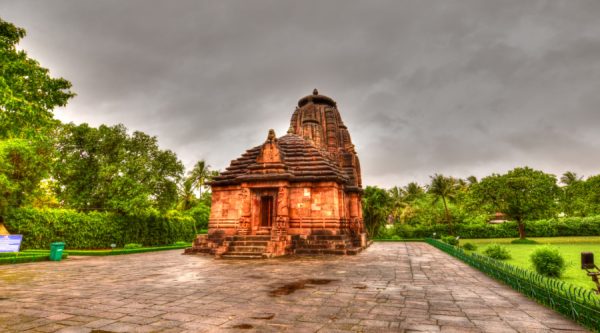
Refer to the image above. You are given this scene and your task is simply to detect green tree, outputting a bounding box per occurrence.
[188,160,216,197]
[0,139,49,218]
[362,186,391,237]
[559,171,586,217]
[387,186,406,223]
[403,182,424,202]
[427,174,458,234]
[177,178,197,211]
[472,167,559,239]
[582,175,600,216]
[0,18,74,139]
[466,175,478,185]
[53,123,184,214]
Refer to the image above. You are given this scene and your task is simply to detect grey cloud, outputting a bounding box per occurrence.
[1,0,599,187]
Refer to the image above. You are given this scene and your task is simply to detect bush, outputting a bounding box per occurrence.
[124,243,142,249]
[462,242,477,251]
[4,208,196,249]
[441,235,459,246]
[530,246,566,278]
[511,238,538,244]
[173,241,189,246]
[387,215,600,239]
[483,244,511,260]
[183,203,210,231]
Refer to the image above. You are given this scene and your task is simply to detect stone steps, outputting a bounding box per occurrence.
[226,235,271,241]
[228,246,266,253]
[227,241,269,246]
[221,235,271,259]
[221,253,265,259]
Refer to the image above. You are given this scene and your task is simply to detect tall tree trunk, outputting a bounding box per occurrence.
[517,218,526,239]
[442,197,453,235]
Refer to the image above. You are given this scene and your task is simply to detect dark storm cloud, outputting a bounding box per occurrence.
[2,0,600,187]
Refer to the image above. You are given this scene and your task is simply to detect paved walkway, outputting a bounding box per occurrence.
[0,243,588,333]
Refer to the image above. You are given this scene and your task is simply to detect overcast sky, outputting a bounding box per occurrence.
[2,0,600,188]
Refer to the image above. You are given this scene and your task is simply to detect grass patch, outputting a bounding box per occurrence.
[461,236,600,290]
[62,243,191,256]
[0,252,68,265]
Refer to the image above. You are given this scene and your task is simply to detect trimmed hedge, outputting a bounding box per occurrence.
[388,215,600,239]
[4,208,196,249]
[64,244,191,256]
[0,253,68,265]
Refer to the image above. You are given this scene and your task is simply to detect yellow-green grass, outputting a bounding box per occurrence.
[460,237,600,291]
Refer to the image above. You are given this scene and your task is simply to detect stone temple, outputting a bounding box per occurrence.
[186,89,366,258]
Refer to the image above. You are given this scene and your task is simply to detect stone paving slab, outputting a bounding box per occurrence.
[0,243,589,332]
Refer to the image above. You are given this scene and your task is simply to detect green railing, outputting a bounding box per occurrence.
[425,238,600,332]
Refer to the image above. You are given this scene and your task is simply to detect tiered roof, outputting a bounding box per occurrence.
[210,133,349,186]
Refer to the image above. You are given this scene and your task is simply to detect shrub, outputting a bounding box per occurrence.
[441,235,459,246]
[4,208,196,249]
[173,241,189,246]
[530,246,566,278]
[124,243,142,249]
[511,238,538,244]
[388,215,600,239]
[462,242,477,251]
[483,244,511,260]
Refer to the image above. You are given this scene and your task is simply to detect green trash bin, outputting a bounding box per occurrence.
[49,242,65,261]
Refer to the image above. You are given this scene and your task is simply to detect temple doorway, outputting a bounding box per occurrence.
[260,196,274,228]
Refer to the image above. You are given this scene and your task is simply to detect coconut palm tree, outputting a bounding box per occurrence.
[388,186,407,223]
[188,160,211,197]
[560,171,582,186]
[427,174,458,234]
[177,178,196,211]
[466,175,478,185]
[403,182,424,202]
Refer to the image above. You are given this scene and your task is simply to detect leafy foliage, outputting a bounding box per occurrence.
[0,18,74,139]
[483,244,511,260]
[4,208,196,249]
[462,242,477,251]
[471,167,559,239]
[427,174,458,234]
[510,238,538,244]
[362,186,392,237]
[530,246,566,278]
[441,235,459,246]
[123,243,142,249]
[0,139,50,217]
[53,123,184,213]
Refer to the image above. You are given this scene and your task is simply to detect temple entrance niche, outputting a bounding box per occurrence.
[251,188,278,235]
[260,196,274,228]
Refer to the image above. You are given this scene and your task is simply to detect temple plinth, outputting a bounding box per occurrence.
[185,90,366,258]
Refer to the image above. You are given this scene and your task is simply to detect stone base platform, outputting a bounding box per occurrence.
[184,230,367,259]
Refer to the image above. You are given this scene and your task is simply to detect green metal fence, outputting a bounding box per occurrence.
[425,238,600,332]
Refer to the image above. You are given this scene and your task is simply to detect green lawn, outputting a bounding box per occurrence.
[460,236,600,291]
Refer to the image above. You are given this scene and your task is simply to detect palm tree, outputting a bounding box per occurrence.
[403,182,424,202]
[560,171,582,186]
[177,178,196,211]
[428,174,457,234]
[188,160,211,197]
[466,175,478,185]
[388,186,407,223]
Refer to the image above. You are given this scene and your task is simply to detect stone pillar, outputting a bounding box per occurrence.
[238,187,251,235]
[273,186,289,240]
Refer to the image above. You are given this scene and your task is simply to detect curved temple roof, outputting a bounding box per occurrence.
[210,90,362,191]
